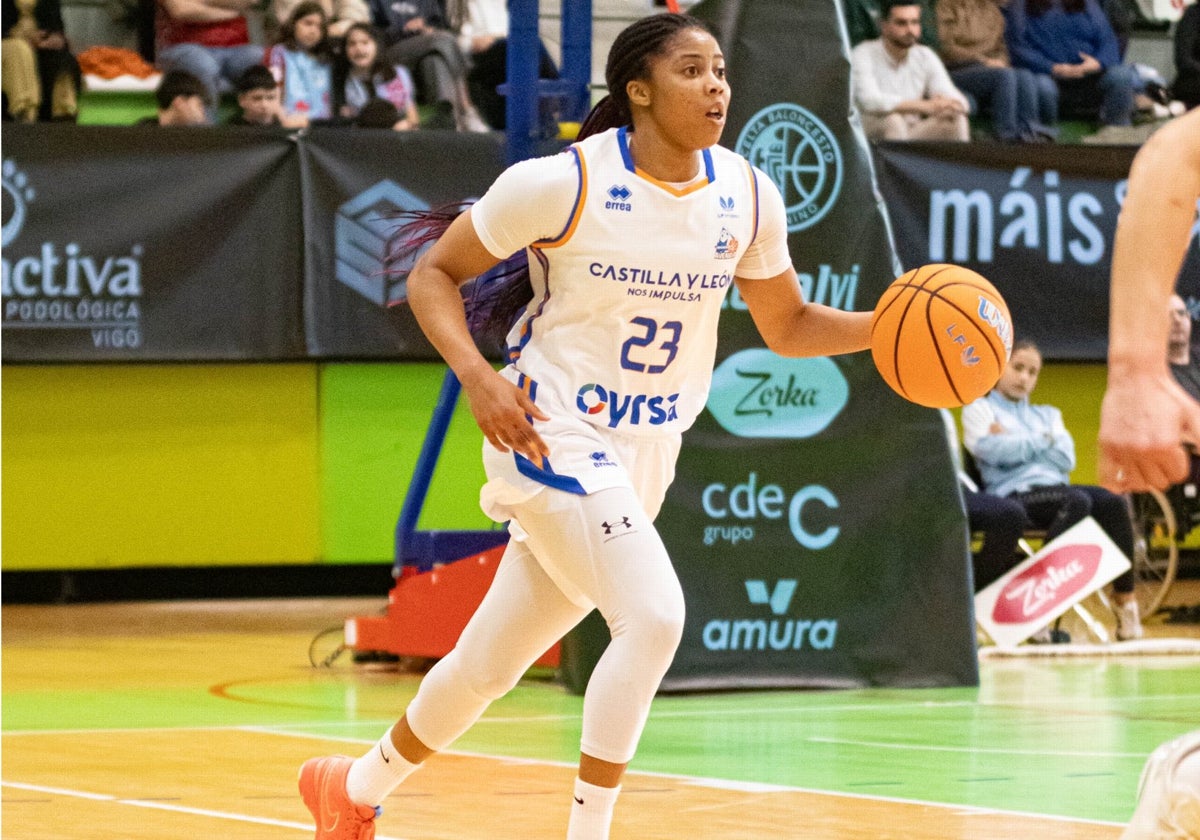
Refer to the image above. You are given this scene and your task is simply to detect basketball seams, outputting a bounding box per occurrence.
[870,264,1011,408]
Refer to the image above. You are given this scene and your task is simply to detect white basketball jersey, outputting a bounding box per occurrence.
[500,126,772,438]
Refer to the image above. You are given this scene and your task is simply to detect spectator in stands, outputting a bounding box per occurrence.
[1002,0,1138,126]
[844,0,942,49]
[1,0,80,121]
[963,338,1143,640]
[1169,293,1200,402]
[331,22,418,129]
[365,0,488,131]
[270,0,368,42]
[140,68,211,124]
[941,409,1033,591]
[154,0,265,112]
[937,0,1058,141]
[226,64,285,126]
[1172,0,1199,110]
[851,0,971,140]
[267,0,334,127]
[456,0,559,130]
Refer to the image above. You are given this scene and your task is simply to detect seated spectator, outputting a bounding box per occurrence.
[456,0,559,130]
[1,0,80,121]
[270,0,368,41]
[941,409,1033,591]
[266,0,334,127]
[937,0,1058,141]
[851,0,971,141]
[331,22,418,130]
[154,0,265,112]
[963,338,1144,639]
[1002,0,1138,126]
[1169,292,1200,402]
[365,0,487,131]
[227,64,285,126]
[843,0,943,48]
[139,68,211,125]
[1173,1,1199,110]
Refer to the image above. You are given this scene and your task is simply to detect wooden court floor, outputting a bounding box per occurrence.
[4,584,1200,839]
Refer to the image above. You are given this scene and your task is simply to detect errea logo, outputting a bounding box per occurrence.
[701,578,838,652]
[605,184,632,212]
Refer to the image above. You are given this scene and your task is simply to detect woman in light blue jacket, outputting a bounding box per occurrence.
[962,338,1143,639]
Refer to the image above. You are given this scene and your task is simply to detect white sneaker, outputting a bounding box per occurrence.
[1115,599,1144,641]
[1120,730,1200,840]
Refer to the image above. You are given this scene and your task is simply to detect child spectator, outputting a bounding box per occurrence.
[267,0,334,127]
[332,22,418,130]
[1002,0,1138,126]
[139,68,211,125]
[270,0,368,41]
[227,63,285,126]
[364,0,487,130]
[963,338,1144,640]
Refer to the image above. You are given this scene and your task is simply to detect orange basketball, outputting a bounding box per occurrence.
[870,264,1013,408]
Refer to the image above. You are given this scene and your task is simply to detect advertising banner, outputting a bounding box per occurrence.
[872,141,1200,361]
[2,126,305,362]
[975,517,1131,648]
[643,0,979,691]
[299,130,509,359]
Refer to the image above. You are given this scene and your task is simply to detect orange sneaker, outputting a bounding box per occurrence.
[298,755,380,840]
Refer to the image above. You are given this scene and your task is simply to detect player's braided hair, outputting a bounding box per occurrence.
[386,13,712,347]
[578,12,711,139]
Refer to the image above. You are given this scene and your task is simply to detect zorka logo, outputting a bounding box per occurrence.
[992,544,1102,624]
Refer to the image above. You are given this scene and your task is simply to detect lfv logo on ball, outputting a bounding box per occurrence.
[974,518,1131,648]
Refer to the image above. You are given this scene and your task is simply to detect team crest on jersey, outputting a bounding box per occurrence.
[605,184,633,212]
[715,227,739,260]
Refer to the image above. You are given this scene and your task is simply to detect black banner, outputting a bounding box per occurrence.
[2,126,305,361]
[872,141,1200,361]
[299,130,508,359]
[645,0,979,691]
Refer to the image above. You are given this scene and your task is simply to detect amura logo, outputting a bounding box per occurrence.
[735,103,843,232]
[707,348,849,438]
[335,180,428,305]
[702,579,838,652]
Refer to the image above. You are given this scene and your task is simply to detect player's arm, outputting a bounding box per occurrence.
[1100,108,1200,492]
[733,168,871,358]
[406,209,549,463]
[736,271,871,358]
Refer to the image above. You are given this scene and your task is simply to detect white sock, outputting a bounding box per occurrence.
[566,778,621,840]
[345,726,420,806]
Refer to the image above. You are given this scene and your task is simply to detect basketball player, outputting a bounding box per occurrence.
[297,12,873,840]
[1098,107,1200,840]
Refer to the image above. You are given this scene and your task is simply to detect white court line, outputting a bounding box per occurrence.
[807,736,1149,759]
[235,726,1125,826]
[0,780,411,840]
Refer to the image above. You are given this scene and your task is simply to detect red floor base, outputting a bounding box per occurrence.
[346,541,561,667]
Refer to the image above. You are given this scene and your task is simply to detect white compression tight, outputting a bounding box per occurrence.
[404,485,686,765]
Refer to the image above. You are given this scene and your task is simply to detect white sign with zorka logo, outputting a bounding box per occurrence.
[975,517,1131,648]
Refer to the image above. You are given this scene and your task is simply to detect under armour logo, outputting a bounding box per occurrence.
[745,579,798,615]
[602,517,632,535]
